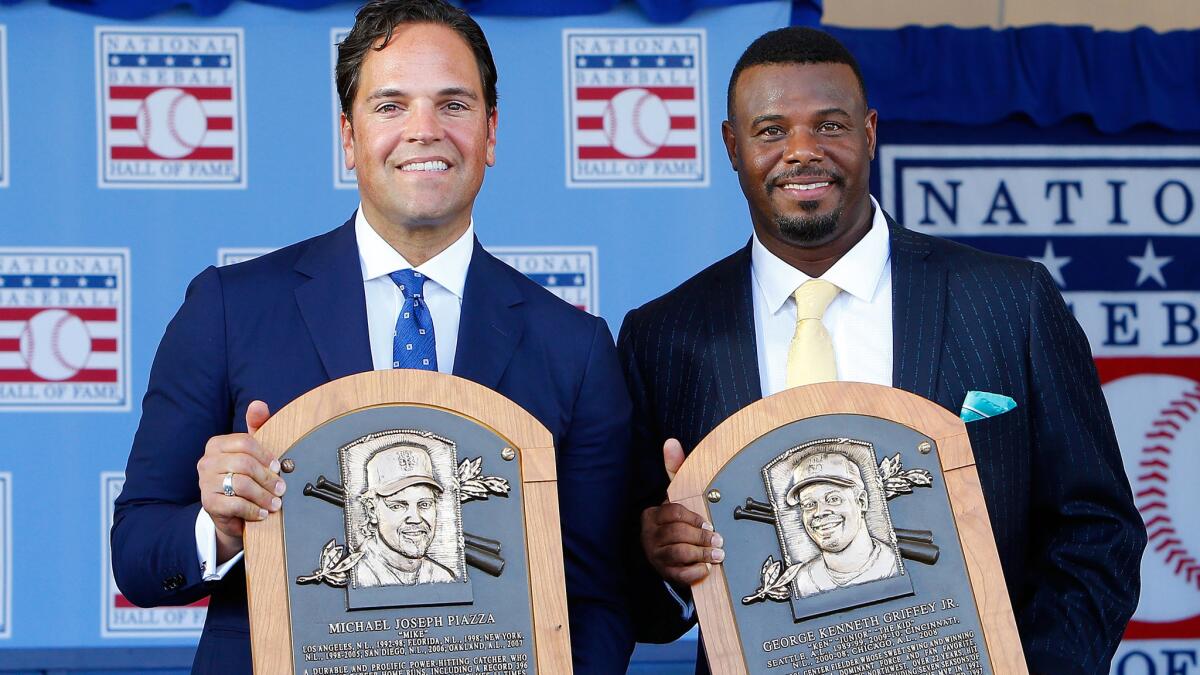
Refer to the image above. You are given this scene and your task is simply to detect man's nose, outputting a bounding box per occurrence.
[783,129,824,164]
[406,103,443,144]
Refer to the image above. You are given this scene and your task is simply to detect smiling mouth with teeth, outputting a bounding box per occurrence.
[401,160,449,172]
[781,181,832,191]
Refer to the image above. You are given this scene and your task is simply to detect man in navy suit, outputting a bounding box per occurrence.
[111,2,633,672]
[620,27,1144,674]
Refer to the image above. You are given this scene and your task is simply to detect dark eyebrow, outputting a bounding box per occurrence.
[816,107,852,118]
[365,87,479,102]
[750,113,785,127]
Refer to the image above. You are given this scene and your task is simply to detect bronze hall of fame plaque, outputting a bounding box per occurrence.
[670,382,1028,675]
[244,370,571,675]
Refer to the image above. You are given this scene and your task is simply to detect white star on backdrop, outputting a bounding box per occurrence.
[630,57,640,66]
[1128,240,1173,288]
[1028,241,1071,287]
[656,56,666,67]
[603,57,614,67]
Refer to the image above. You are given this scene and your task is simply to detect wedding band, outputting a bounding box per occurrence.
[222,472,236,497]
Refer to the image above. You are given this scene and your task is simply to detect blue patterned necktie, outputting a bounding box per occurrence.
[388,269,437,371]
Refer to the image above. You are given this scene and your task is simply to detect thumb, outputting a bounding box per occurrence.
[246,400,271,435]
[663,438,685,481]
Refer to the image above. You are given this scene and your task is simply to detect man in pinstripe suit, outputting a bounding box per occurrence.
[619,27,1145,674]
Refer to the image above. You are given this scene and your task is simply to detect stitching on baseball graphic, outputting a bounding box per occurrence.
[1139,384,1200,588]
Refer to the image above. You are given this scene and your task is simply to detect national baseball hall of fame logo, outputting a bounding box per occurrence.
[490,247,598,315]
[96,27,246,188]
[563,29,707,188]
[101,473,206,637]
[0,249,130,411]
[882,144,1200,673]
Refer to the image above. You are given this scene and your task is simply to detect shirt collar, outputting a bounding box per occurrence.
[354,207,474,300]
[751,195,891,314]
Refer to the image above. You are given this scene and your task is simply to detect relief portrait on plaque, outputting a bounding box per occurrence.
[293,426,511,611]
[782,446,900,596]
[340,431,466,591]
[750,438,922,620]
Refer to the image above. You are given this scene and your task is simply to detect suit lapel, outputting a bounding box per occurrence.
[706,244,762,422]
[293,217,373,381]
[888,219,947,402]
[453,240,523,389]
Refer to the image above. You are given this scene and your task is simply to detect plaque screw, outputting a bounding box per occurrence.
[706,489,721,503]
[280,459,295,473]
[918,441,932,455]
[501,447,516,461]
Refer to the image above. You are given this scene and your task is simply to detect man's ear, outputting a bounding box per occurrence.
[340,112,356,171]
[856,489,868,510]
[721,119,739,171]
[363,495,378,524]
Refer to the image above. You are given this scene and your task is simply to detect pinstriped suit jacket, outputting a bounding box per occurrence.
[618,218,1145,675]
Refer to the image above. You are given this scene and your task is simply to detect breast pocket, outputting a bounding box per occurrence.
[962,407,1032,550]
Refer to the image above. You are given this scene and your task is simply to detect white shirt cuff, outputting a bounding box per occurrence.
[195,508,244,581]
[664,579,695,621]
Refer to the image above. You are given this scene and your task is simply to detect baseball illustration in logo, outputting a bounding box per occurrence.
[1106,374,1200,625]
[603,88,671,159]
[0,249,130,411]
[135,88,207,159]
[96,27,246,188]
[564,29,707,187]
[19,309,92,381]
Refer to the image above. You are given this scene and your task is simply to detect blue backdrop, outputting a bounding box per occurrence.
[0,1,1196,673]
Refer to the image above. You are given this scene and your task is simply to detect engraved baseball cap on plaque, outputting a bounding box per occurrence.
[669,382,1029,675]
[243,370,572,675]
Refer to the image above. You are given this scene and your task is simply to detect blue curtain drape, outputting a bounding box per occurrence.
[0,0,822,24]
[826,24,1200,133]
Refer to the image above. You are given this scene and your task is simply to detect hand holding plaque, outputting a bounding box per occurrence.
[669,382,1028,675]
[243,370,572,675]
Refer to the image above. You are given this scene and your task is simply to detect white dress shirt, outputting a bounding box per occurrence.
[670,198,895,619]
[752,196,893,396]
[196,209,474,581]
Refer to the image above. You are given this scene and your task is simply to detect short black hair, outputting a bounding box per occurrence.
[727,27,867,119]
[336,0,498,122]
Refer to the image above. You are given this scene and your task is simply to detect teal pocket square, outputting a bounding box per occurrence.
[960,391,1017,422]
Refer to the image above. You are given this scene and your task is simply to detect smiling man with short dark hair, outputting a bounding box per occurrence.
[112,2,635,672]
[621,26,1144,675]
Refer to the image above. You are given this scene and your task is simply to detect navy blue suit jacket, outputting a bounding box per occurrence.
[618,220,1145,675]
[112,217,634,674]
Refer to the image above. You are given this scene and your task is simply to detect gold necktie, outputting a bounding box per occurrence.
[785,279,842,388]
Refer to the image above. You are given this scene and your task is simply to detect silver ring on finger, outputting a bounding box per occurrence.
[222,472,236,498]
